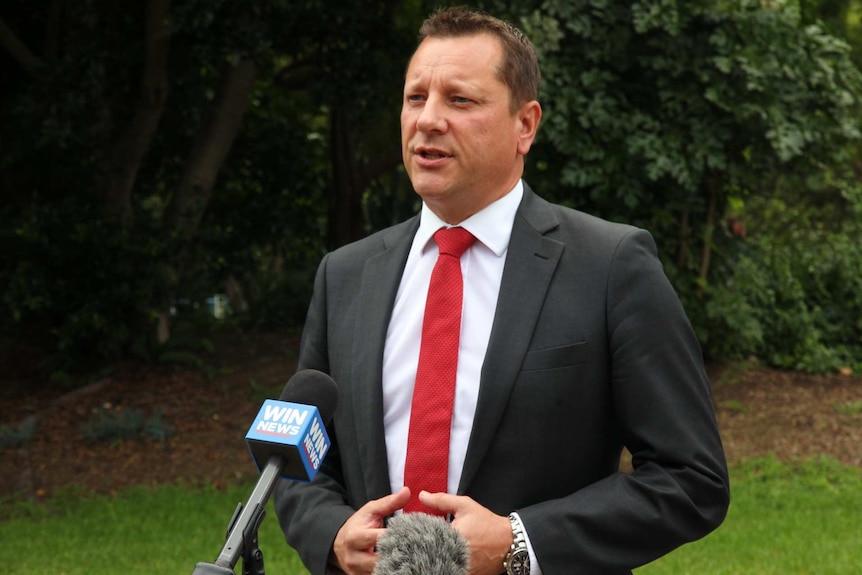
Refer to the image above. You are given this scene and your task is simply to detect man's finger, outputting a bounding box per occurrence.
[418,490,464,513]
[366,486,411,516]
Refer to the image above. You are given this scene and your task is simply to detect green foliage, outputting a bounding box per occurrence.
[240,261,318,329]
[526,0,861,220]
[717,399,747,414]
[2,0,862,377]
[0,416,39,449]
[519,0,862,371]
[0,0,334,383]
[701,192,862,372]
[147,320,217,370]
[81,407,176,444]
[1,200,174,377]
[835,400,862,415]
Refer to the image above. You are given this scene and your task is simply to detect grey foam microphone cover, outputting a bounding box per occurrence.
[373,512,470,575]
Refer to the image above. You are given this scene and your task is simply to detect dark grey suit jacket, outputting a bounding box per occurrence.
[274,184,729,575]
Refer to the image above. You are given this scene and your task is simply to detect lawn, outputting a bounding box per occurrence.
[636,456,862,574]
[0,482,307,575]
[1,456,860,575]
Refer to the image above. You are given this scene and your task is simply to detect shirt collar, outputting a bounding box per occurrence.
[416,180,524,257]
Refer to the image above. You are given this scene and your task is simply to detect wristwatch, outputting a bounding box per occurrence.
[503,513,530,575]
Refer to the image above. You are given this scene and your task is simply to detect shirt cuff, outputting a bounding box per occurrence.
[510,512,543,575]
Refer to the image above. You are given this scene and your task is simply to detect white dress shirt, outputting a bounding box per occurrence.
[382,180,543,574]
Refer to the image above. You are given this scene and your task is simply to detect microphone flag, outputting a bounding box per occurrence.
[245,399,331,482]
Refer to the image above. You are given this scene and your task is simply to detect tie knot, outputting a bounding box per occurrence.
[434,227,476,258]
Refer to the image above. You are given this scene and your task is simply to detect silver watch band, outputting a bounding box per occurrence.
[503,513,530,575]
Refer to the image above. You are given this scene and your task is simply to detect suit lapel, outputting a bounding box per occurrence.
[458,187,564,494]
[351,218,419,500]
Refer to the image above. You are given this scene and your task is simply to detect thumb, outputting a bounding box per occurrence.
[370,486,411,517]
[418,490,460,514]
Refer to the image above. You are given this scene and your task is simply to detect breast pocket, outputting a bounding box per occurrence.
[520,341,588,372]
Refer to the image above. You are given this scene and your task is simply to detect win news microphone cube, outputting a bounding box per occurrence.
[245,400,332,482]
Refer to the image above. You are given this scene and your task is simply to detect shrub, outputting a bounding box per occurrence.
[82,407,176,444]
[699,194,862,373]
[0,416,39,449]
[1,201,173,381]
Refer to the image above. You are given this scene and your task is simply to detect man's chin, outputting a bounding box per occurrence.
[411,178,453,201]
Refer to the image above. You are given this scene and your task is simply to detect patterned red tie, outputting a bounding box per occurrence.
[403,227,477,515]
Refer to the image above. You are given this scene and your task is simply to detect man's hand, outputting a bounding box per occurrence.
[419,491,512,575]
[330,487,411,575]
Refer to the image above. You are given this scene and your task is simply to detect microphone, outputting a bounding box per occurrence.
[245,369,338,481]
[193,369,338,574]
[373,513,470,575]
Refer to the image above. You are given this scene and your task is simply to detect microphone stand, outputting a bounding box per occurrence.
[192,458,283,575]
[191,502,267,575]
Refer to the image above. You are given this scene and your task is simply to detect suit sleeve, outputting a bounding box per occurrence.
[273,252,354,575]
[520,228,730,574]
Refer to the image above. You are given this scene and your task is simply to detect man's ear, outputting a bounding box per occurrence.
[516,100,542,156]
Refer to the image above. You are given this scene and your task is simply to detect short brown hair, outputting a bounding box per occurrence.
[416,6,540,113]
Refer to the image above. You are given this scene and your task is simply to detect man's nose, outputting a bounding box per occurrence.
[416,96,447,133]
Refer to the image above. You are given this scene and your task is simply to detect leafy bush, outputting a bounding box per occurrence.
[0,416,39,449]
[82,407,176,444]
[0,0,329,389]
[700,193,862,373]
[1,201,174,376]
[241,262,317,329]
[517,0,862,374]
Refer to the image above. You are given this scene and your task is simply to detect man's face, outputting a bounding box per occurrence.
[401,34,539,224]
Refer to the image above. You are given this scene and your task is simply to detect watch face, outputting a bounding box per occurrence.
[511,549,530,574]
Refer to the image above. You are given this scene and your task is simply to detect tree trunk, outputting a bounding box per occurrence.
[327,107,363,249]
[44,0,62,60]
[696,180,718,296]
[326,106,402,249]
[157,58,256,343]
[677,208,690,268]
[163,58,257,242]
[225,274,248,314]
[103,0,172,224]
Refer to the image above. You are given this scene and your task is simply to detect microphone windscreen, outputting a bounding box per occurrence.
[373,513,469,575]
[279,369,339,424]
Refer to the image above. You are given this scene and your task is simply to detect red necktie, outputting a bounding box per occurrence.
[403,227,476,515]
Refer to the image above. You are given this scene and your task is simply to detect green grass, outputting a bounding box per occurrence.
[0,482,309,575]
[1,456,860,574]
[835,400,862,416]
[636,456,862,574]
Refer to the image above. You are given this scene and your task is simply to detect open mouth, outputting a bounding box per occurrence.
[417,149,448,160]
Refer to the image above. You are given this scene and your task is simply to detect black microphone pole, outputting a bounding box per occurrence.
[191,369,338,575]
[191,455,285,575]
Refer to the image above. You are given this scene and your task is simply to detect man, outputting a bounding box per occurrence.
[274,7,729,575]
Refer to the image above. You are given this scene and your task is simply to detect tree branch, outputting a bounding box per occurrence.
[0,15,46,77]
[273,57,316,90]
[103,0,173,224]
[696,179,718,297]
[163,58,257,242]
[44,0,61,61]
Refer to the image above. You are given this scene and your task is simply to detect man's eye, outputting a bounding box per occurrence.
[453,96,471,104]
[407,95,425,103]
